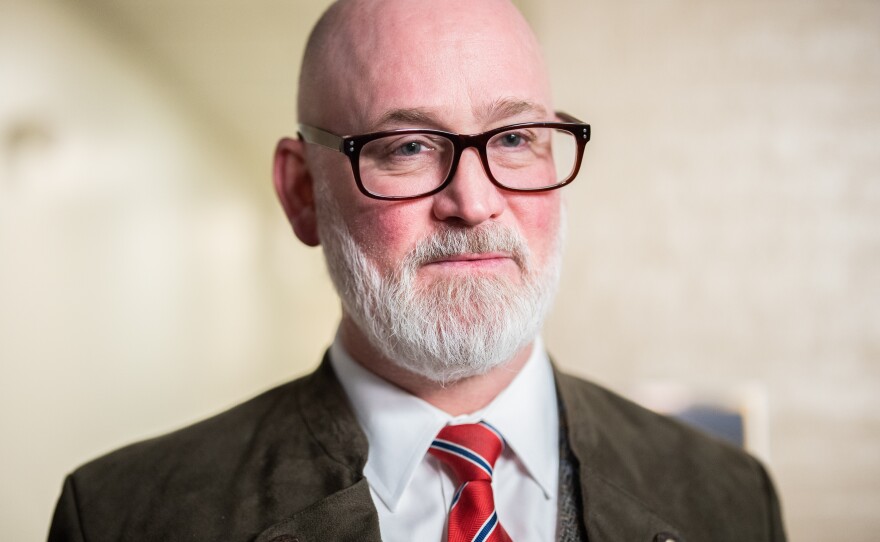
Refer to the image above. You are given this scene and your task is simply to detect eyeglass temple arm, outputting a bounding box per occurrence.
[297,124,345,152]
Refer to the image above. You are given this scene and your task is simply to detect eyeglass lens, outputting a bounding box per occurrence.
[358,127,578,198]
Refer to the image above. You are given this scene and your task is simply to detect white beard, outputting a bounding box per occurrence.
[315,190,563,385]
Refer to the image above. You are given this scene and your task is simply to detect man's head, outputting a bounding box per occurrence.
[274,0,567,384]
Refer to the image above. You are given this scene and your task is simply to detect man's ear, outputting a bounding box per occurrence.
[273,137,320,247]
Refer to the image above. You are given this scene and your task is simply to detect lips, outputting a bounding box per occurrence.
[425,252,514,268]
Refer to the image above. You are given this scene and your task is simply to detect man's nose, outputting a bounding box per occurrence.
[431,148,505,225]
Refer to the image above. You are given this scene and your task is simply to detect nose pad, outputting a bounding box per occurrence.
[432,148,504,225]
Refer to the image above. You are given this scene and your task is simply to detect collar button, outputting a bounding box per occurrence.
[653,533,678,542]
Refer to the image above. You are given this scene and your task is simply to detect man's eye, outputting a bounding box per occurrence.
[499,132,531,148]
[502,134,522,146]
[395,141,426,156]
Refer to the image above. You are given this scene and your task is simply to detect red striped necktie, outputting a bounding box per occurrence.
[429,421,514,542]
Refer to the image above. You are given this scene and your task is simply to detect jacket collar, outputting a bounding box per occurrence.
[296,354,371,472]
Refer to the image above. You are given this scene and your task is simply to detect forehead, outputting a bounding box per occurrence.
[306,0,552,133]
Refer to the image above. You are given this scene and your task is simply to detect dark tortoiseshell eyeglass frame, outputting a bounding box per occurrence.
[297,112,590,201]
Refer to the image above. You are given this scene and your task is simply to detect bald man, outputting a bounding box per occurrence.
[49,1,786,541]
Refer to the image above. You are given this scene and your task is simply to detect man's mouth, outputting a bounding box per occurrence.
[424,252,515,269]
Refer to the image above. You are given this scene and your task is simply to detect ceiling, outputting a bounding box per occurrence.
[71,0,542,178]
[76,0,336,174]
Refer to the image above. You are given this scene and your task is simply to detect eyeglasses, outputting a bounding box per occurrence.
[297,112,590,200]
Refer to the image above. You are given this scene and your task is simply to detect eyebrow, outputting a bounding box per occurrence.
[374,108,442,130]
[371,99,549,133]
[478,98,548,123]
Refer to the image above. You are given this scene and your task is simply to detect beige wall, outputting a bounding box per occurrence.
[533,3,880,539]
[0,1,877,540]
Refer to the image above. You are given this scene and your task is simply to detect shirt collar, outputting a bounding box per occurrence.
[478,337,559,500]
[329,332,559,511]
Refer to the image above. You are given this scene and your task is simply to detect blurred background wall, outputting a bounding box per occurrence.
[0,0,877,540]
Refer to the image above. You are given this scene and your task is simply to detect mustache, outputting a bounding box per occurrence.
[403,223,531,272]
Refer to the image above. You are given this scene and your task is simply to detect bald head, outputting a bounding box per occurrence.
[297,0,551,133]
[273,0,568,386]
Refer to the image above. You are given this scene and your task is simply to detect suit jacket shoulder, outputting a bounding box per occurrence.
[48,357,382,542]
[50,356,785,542]
[556,372,786,542]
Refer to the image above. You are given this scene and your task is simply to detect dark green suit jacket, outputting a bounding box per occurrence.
[49,356,786,541]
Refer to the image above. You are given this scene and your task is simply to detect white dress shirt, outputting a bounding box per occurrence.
[329,334,560,542]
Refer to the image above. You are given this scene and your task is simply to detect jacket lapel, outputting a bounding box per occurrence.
[555,371,686,542]
[253,356,684,542]
[579,469,682,541]
[254,478,382,542]
[255,356,382,542]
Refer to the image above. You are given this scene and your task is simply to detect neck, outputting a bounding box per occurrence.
[338,316,533,416]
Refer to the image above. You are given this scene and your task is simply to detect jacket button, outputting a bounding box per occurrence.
[654,533,678,542]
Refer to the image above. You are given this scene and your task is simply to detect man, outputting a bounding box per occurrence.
[49,1,786,541]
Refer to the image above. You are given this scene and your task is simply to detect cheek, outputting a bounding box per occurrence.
[312,152,431,268]
[506,192,563,262]
[345,200,433,268]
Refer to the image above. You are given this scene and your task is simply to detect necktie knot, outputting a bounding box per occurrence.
[429,421,505,483]
[428,421,512,542]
